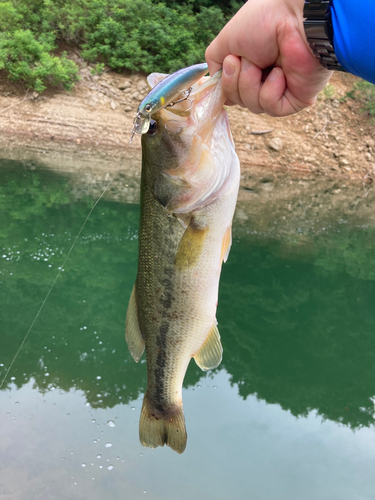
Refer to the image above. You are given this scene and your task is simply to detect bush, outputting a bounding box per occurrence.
[0,29,79,93]
[0,0,242,91]
[0,2,22,32]
[46,0,226,73]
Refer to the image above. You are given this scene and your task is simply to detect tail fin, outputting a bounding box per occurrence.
[139,392,187,454]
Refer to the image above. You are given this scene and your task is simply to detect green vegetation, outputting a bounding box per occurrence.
[0,2,80,92]
[319,82,336,100]
[0,0,244,92]
[346,79,375,116]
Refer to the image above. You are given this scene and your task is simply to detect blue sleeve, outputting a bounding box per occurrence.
[331,0,375,84]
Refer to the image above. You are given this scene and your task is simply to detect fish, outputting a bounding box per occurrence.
[125,64,240,454]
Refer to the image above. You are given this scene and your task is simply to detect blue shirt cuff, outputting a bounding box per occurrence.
[331,0,375,84]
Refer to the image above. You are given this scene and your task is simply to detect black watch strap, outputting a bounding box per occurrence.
[303,0,347,71]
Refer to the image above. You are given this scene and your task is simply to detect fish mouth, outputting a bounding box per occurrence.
[189,70,225,130]
[159,70,227,142]
[155,70,236,214]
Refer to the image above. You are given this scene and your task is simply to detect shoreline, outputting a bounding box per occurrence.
[0,62,374,186]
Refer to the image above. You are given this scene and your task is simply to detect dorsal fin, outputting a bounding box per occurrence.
[147,73,168,90]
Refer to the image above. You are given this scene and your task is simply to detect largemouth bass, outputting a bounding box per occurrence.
[126,65,240,454]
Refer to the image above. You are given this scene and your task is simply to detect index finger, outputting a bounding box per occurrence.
[205,38,225,76]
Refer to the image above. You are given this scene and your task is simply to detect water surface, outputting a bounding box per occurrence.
[1,163,375,499]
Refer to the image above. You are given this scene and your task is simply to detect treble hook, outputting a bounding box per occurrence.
[129,128,136,145]
[166,87,193,108]
[129,113,140,144]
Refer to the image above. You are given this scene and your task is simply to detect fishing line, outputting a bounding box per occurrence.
[0,166,123,390]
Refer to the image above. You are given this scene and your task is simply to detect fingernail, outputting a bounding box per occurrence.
[223,59,236,77]
[241,57,251,73]
[268,68,279,82]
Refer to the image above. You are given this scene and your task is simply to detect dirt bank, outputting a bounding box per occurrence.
[0,56,374,184]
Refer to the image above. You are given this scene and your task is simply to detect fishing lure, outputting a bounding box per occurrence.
[130,63,208,142]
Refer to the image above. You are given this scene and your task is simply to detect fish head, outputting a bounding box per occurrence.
[141,69,236,214]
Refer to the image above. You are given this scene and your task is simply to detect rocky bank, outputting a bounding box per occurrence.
[0,55,374,187]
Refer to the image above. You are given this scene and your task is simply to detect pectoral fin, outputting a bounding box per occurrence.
[221,225,232,263]
[125,285,145,362]
[194,323,223,371]
[175,219,208,270]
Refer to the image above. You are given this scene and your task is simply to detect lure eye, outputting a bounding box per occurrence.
[145,103,152,113]
[147,119,157,135]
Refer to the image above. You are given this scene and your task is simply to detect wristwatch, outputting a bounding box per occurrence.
[303,0,346,71]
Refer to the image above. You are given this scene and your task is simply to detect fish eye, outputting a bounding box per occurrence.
[147,119,157,135]
[145,103,152,113]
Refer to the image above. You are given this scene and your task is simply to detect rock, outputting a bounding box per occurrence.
[332,99,340,108]
[334,149,348,158]
[268,137,283,151]
[137,80,147,92]
[364,152,372,161]
[131,91,141,100]
[88,98,98,107]
[32,91,39,99]
[304,156,316,163]
[110,100,117,110]
[118,81,131,90]
[340,158,349,166]
[124,106,132,112]
[313,120,321,132]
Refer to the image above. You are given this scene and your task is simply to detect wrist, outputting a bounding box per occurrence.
[284,0,306,18]
[303,0,347,71]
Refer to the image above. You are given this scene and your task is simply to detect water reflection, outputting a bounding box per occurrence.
[2,162,375,434]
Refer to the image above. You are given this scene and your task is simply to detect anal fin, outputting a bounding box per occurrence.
[194,322,223,371]
[125,285,145,362]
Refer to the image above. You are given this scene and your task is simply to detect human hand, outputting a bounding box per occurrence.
[205,0,333,116]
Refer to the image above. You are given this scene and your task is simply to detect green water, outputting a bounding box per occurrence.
[1,164,375,499]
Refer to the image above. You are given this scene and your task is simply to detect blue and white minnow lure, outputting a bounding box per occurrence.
[130,62,208,142]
